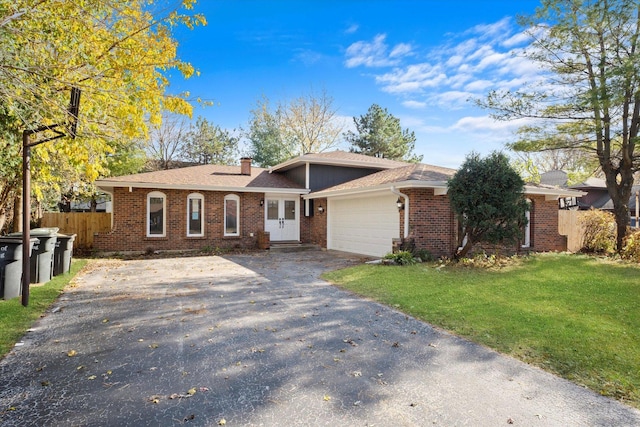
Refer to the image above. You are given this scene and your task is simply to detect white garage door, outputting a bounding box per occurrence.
[328,193,399,257]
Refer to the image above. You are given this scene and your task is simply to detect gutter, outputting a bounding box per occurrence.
[390,186,409,238]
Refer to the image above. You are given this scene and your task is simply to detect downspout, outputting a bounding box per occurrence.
[390,186,409,238]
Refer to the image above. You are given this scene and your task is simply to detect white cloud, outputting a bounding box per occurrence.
[451,115,533,136]
[293,49,324,66]
[402,100,427,109]
[501,30,532,48]
[390,43,413,58]
[344,34,412,68]
[376,63,447,93]
[467,17,512,40]
[429,91,475,110]
[342,16,548,113]
[345,23,359,34]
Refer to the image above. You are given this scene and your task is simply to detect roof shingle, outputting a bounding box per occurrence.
[97,164,304,191]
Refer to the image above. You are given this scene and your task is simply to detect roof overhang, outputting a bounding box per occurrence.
[303,180,586,201]
[270,157,404,173]
[304,180,447,199]
[523,185,586,201]
[96,180,309,195]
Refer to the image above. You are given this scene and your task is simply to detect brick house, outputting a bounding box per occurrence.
[94,151,583,257]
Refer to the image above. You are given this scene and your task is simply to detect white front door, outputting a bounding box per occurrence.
[265,196,299,241]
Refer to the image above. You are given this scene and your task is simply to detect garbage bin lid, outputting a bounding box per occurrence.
[31,227,60,235]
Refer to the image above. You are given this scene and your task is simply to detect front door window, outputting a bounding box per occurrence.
[267,200,279,221]
[284,200,296,220]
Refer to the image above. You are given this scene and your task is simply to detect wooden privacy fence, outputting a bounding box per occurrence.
[558,210,586,252]
[40,212,112,250]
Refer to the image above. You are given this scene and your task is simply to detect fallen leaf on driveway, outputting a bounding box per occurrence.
[67,350,77,357]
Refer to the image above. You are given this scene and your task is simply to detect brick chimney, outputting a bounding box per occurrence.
[240,157,252,175]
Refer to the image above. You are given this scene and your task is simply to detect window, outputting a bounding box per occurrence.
[147,191,166,237]
[224,194,240,236]
[187,193,204,237]
[522,199,532,248]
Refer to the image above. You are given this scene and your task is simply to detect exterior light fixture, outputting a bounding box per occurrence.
[396,197,404,210]
[318,205,325,213]
[260,198,264,207]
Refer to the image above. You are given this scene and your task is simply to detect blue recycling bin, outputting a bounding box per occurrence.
[0,237,37,300]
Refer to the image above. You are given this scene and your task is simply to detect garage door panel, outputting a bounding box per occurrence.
[328,194,399,257]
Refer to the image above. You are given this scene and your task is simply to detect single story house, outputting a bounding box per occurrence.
[541,170,640,225]
[94,151,583,258]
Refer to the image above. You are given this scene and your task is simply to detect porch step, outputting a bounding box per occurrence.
[269,242,321,253]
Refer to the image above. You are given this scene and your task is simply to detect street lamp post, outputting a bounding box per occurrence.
[21,88,81,307]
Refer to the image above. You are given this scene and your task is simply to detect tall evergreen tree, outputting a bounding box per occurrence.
[345,104,422,162]
[183,117,238,165]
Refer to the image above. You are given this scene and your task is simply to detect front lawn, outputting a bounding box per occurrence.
[0,259,87,358]
[322,253,640,408]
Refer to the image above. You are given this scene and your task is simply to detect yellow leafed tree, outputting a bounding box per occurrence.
[0,0,205,230]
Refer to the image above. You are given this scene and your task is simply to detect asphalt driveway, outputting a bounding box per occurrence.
[1,251,639,426]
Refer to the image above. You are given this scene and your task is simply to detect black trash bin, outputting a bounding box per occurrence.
[9,228,58,284]
[0,237,37,300]
[53,233,76,276]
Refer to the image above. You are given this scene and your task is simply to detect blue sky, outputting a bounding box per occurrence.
[168,0,544,168]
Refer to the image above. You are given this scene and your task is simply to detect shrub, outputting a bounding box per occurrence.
[621,229,640,261]
[384,250,417,265]
[580,209,616,254]
[413,248,434,262]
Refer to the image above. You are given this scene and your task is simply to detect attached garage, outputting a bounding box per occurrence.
[327,192,399,257]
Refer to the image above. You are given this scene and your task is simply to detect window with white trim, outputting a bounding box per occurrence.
[224,194,240,236]
[147,191,166,237]
[522,199,532,248]
[187,193,204,237]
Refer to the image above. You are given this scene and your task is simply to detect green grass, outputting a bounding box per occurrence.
[322,253,640,408]
[0,259,87,358]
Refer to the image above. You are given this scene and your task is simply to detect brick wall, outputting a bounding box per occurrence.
[94,187,265,252]
[308,197,327,247]
[387,190,566,258]
[403,188,457,258]
[527,194,567,252]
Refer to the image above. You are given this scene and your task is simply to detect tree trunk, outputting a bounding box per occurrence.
[12,193,22,232]
[613,196,631,251]
[603,170,633,252]
[455,237,474,259]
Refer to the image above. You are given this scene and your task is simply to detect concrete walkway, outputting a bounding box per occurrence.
[1,251,638,426]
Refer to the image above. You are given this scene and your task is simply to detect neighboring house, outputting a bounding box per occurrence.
[94,151,583,257]
[569,178,640,226]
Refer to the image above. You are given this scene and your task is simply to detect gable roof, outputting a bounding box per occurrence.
[306,163,585,200]
[571,177,607,189]
[306,163,456,198]
[269,150,409,172]
[540,170,568,187]
[96,164,307,194]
